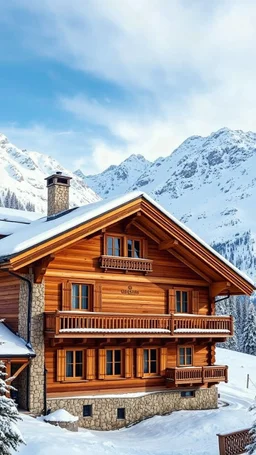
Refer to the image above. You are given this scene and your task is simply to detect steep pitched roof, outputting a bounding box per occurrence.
[0,191,254,291]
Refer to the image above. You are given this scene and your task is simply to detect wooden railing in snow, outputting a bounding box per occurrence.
[44,312,233,338]
[165,365,228,385]
[217,428,252,455]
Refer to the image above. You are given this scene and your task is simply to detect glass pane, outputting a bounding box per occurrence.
[143,349,149,373]
[106,350,113,363]
[75,363,83,377]
[186,348,192,365]
[66,351,73,377]
[134,240,140,258]
[150,361,157,373]
[114,238,121,256]
[127,239,132,257]
[81,285,89,310]
[115,363,121,375]
[182,292,188,312]
[176,291,181,312]
[107,237,113,255]
[150,349,157,361]
[106,363,113,375]
[76,351,82,363]
[179,348,185,365]
[115,350,121,362]
[72,284,79,309]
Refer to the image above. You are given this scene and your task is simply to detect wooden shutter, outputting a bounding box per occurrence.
[136,348,143,378]
[94,283,102,312]
[98,349,106,379]
[62,281,71,311]
[125,348,133,378]
[192,290,199,314]
[160,347,167,376]
[168,289,176,313]
[57,350,65,381]
[86,349,96,380]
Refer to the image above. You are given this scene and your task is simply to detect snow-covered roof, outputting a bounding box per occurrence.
[0,207,41,236]
[0,191,253,287]
[0,322,35,357]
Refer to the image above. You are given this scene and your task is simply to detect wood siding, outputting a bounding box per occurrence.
[0,273,20,331]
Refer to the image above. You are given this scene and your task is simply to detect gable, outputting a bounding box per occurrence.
[0,192,254,295]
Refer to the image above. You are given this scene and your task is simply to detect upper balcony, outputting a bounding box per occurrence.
[44,311,233,339]
[165,365,228,385]
[99,255,153,274]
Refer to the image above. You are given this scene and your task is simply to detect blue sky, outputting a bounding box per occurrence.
[1,0,256,174]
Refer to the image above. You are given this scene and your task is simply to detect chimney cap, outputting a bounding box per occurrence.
[45,172,72,187]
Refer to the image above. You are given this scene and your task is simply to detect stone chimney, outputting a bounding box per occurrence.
[45,172,72,217]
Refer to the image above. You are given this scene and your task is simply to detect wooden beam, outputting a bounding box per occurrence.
[8,361,30,383]
[132,221,161,244]
[124,212,142,233]
[169,248,212,283]
[210,281,231,298]
[34,254,55,284]
[159,239,179,250]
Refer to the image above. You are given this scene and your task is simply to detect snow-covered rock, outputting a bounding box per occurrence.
[0,133,100,213]
[78,154,151,198]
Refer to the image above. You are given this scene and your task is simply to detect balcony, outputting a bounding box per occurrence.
[165,365,228,385]
[99,255,153,273]
[44,311,233,339]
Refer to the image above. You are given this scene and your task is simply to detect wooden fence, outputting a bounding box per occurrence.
[217,428,252,455]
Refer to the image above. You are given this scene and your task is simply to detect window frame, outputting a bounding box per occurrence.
[64,349,84,381]
[83,404,93,417]
[175,289,191,313]
[71,283,93,311]
[180,390,195,398]
[143,348,159,377]
[105,348,123,378]
[104,233,146,258]
[177,345,193,367]
[127,238,142,258]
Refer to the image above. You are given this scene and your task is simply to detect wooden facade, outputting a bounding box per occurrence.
[0,193,254,403]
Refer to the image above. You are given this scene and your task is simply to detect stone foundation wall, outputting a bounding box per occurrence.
[47,386,218,430]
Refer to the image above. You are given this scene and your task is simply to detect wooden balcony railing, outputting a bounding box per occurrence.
[165,365,228,385]
[99,255,153,273]
[44,311,233,338]
[171,314,233,336]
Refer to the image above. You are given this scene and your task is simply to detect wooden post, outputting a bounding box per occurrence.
[246,374,249,389]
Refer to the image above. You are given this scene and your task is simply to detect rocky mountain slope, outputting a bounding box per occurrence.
[0,134,99,213]
[77,154,151,198]
[79,128,256,279]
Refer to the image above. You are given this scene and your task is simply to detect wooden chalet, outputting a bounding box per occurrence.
[0,173,254,429]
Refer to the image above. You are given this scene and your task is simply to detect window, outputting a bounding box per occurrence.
[176,290,189,313]
[143,349,158,375]
[180,391,195,398]
[107,236,121,256]
[127,239,141,258]
[106,349,122,376]
[72,284,90,310]
[83,404,93,417]
[178,347,193,366]
[117,408,125,420]
[65,350,83,379]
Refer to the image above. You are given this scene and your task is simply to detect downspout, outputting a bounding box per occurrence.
[1,269,33,411]
[215,290,231,304]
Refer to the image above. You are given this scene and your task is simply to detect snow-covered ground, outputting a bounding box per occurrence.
[14,348,256,455]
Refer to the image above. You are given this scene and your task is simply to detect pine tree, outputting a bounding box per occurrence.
[242,304,256,356]
[0,361,24,454]
[246,403,256,454]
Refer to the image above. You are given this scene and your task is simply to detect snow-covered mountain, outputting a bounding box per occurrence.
[0,134,100,213]
[77,154,151,198]
[80,128,256,279]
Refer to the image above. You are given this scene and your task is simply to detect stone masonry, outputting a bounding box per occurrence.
[18,273,45,413]
[47,386,218,430]
[47,184,69,217]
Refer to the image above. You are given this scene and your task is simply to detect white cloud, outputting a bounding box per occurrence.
[4,0,256,174]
